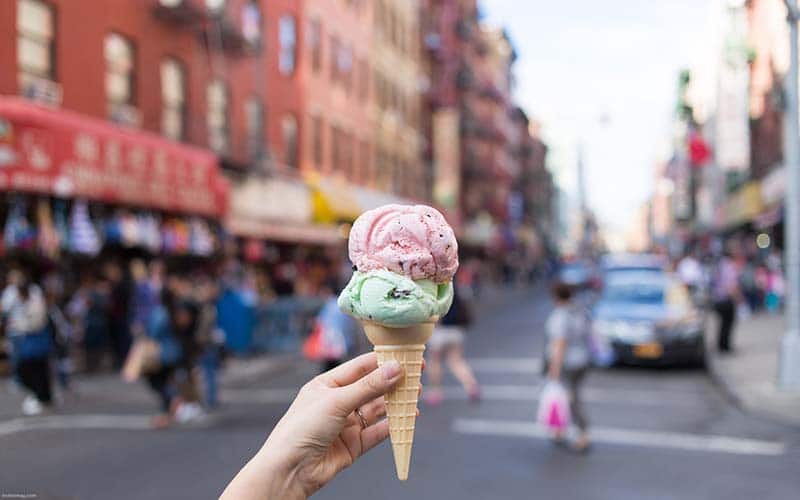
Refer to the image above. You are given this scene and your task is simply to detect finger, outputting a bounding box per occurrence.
[359,396,387,424]
[360,419,390,453]
[321,352,378,388]
[334,360,402,415]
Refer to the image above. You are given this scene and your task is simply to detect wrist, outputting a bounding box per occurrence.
[222,451,306,500]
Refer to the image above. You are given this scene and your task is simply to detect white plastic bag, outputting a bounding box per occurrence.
[537,381,571,431]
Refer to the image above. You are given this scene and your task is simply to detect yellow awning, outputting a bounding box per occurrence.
[305,172,362,223]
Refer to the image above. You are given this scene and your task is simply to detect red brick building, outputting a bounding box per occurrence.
[0,0,306,173]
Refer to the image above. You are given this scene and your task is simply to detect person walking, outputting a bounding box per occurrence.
[43,273,73,392]
[1,270,53,415]
[105,261,132,369]
[424,285,480,405]
[143,287,184,428]
[195,278,224,409]
[711,253,741,353]
[310,282,358,373]
[544,282,591,452]
[83,274,111,372]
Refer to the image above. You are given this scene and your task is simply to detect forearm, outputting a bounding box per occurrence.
[548,339,566,379]
[220,452,305,500]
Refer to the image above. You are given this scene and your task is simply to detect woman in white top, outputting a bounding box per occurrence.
[545,281,591,452]
[1,269,52,415]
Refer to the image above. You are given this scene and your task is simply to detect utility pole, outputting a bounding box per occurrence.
[780,0,800,389]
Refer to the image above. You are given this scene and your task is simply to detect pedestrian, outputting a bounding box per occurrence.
[307,281,358,373]
[221,353,405,499]
[195,277,224,409]
[43,273,73,392]
[544,281,591,452]
[711,252,741,353]
[144,287,184,428]
[1,269,53,415]
[105,261,133,369]
[83,273,111,372]
[168,275,204,423]
[739,257,760,313]
[677,249,703,296]
[424,285,480,405]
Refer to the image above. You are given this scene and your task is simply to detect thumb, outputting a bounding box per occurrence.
[333,360,403,416]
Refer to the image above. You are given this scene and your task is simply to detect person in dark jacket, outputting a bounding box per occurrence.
[423,285,480,405]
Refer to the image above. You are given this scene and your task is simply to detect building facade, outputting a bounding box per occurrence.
[422,0,554,261]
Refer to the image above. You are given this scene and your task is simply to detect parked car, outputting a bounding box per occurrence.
[558,259,600,289]
[592,268,706,367]
[601,253,667,275]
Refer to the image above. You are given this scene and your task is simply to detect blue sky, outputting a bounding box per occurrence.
[482,0,711,240]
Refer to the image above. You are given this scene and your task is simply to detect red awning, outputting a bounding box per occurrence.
[0,97,228,218]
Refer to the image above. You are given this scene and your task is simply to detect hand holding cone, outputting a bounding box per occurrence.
[339,205,458,481]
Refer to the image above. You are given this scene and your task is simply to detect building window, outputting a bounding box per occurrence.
[160,58,186,141]
[278,15,297,75]
[339,45,353,92]
[241,0,262,47]
[17,0,55,90]
[245,96,264,160]
[308,19,322,73]
[206,0,225,14]
[329,35,340,82]
[282,114,298,169]
[312,115,323,167]
[343,132,354,180]
[330,125,340,173]
[357,58,369,101]
[207,80,229,154]
[359,140,369,184]
[105,33,136,122]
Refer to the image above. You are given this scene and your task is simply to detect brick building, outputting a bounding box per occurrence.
[422,0,554,257]
[1,0,427,246]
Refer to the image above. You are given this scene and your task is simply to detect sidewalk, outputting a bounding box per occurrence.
[706,312,800,427]
[0,353,298,421]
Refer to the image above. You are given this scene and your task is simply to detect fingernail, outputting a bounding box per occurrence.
[382,360,401,379]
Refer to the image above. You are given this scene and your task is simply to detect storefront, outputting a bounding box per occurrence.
[0,96,229,271]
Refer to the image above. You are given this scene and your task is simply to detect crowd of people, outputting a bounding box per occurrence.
[0,260,229,424]
[675,244,784,353]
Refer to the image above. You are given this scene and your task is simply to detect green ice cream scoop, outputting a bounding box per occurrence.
[338,269,454,327]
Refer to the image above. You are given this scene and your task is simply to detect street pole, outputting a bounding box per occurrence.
[780,0,800,389]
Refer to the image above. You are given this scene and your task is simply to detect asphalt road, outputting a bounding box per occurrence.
[1,288,799,500]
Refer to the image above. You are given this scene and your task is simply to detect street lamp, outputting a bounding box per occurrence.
[780,0,800,389]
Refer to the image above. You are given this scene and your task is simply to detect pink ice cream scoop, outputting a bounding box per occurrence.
[348,204,459,283]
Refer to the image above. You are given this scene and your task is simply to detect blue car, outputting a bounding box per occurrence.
[592,269,706,367]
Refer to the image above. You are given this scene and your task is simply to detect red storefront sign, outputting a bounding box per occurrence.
[0,97,228,218]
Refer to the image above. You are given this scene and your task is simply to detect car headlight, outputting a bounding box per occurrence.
[678,315,704,338]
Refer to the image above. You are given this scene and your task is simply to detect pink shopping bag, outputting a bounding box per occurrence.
[537,381,571,431]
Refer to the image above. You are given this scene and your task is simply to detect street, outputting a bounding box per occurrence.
[1,289,798,500]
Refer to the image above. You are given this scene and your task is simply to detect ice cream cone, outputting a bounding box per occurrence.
[361,321,436,481]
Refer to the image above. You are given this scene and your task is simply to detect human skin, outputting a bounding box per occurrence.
[220,353,419,500]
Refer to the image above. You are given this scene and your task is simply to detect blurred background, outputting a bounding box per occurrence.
[0,0,800,499]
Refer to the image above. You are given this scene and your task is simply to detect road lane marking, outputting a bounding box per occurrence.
[0,413,218,438]
[222,384,701,407]
[452,418,787,456]
[467,358,542,374]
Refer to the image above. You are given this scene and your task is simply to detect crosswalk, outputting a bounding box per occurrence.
[452,418,787,456]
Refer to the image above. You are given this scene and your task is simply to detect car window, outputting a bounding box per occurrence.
[601,271,665,304]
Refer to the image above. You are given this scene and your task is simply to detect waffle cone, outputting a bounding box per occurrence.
[361,321,435,481]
